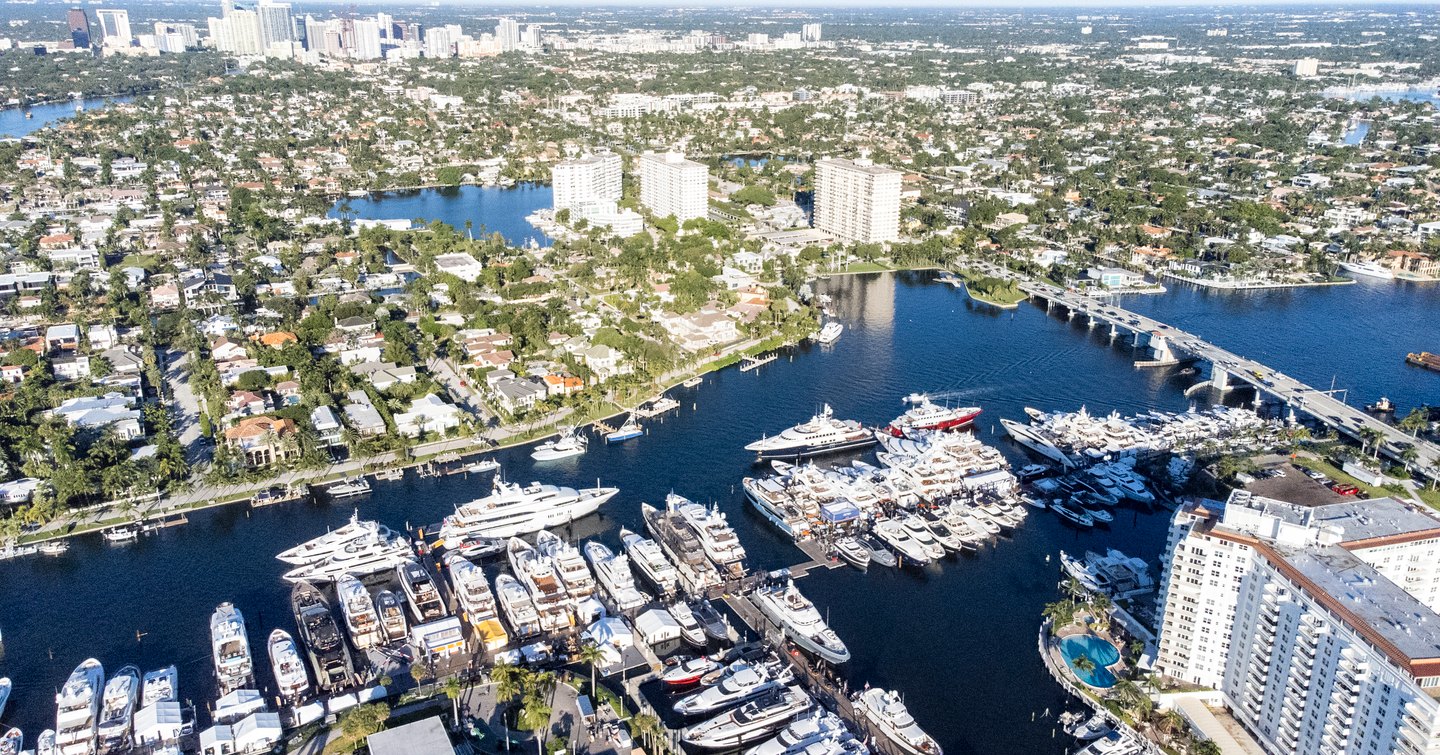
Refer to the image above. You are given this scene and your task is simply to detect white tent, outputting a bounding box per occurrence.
[293,701,326,727]
[233,710,283,752]
[574,595,607,625]
[198,724,235,755]
[213,689,266,725]
[328,692,360,715]
[634,609,681,645]
[584,616,635,648]
[133,701,184,747]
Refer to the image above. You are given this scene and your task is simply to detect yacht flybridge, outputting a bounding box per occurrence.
[745,405,877,460]
[752,580,850,664]
[210,603,253,695]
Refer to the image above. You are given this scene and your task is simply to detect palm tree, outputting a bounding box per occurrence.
[576,641,607,697]
[630,713,662,752]
[492,662,523,706]
[444,676,463,727]
[1110,679,1152,717]
[1071,654,1097,676]
[1191,739,1223,755]
[1154,709,1187,738]
[1399,407,1429,437]
[1359,426,1385,459]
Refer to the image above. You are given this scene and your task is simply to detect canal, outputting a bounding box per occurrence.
[0,272,1433,754]
[0,96,134,139]
[329,184,555,248]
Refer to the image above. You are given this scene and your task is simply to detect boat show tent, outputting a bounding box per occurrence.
[198,724,235,755]
[213,689,266,724]
[818,500,861,524]
[292,701,326,727]
[232,710,283,752]
[575,595,607,624]
[133,701,184,747]
[367,715,456,755]
[634,609,680,645]
[328,692,360,714]
[412,616,466,657]
[585,616,636,648]
[962,468,1016,493]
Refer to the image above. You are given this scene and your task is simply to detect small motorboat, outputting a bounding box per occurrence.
[1083,506,1114,524]
[605,415,644,443]
[668,602,709,648]
[451,536,506,560]
[466,458,501,474]
[0,728,21,755]
[833,538,871,570]
[662,656,722,687]
[857,534,898,568]
[1068,712,1112,741]
[690,598,729,642]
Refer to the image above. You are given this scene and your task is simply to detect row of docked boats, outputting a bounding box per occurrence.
[1001,404,1270,468]
[24,659,185,755]
[744,395,981,462]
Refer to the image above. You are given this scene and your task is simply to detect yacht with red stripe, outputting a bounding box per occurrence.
[883,393,981,437]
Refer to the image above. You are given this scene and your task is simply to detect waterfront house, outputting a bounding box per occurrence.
[48,393,143,440]
[223,416,300,468]
[1086,267,1146,289]
[394,393,464,437]
[1386,250,1439,279]
[493,376,547,414]
[311,405,344,447]
[51,354,91,381]
[343,390,389,436]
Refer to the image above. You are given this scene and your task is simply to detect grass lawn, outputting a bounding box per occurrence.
[840,261,891,273]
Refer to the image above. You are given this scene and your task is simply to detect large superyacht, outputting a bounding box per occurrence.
[438,479,619,542]
[444,552,509,651]
[210,603,254,695]
[291,581,355,693]
[752,581,850,664]
[336,575,384,650]
[619,527,681,598]
[535,531,598,605]
[744,405,877,460]
[507,538,574,632]
[669,493,747,579]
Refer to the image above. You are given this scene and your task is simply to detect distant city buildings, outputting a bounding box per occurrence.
[814,157,902,243]
[96,9,132,48]
[801,23,822,43]
[67,7,92,49]
[496,17,519,52]
[1155,490,1440,754]
[637,152,709,222]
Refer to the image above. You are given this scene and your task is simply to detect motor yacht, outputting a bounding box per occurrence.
[669,493,747,578]
[507,538,573,632]
[139,667,177,708]
[336,575,384,650]
[536,531,598,603]
[883,394,981,437]
[54,658,103,755]
[267,629,310,702]
[662,655,721,687]
[742,476,812,540]
[276,512,400,566]
[619,527,680,597]
[439,479,619,541]
[444,553,508,651]
[36,731,56,755]
[374,590,408,644]
[683,686,813,750]
[494,574,543,640]
[397,560,447,623]
[1050,502,1095,528]
[921,515,970,553]
[857,534,897,568]
[745,405,877,460]
[584,542,649,612]
[641,504,722,594]
[1000,418,1075,467]
[833,538,871,570]
[450,535,507,561]
[323,476,372,499]
[95,665,138,754]
[280,528,413,583]
[872,520,931,565]
[532,427,587,461]
[813,321,843,345]
[0,728,19,755]
[744,709,852,755]
[752,580,850,664]
[0,678,7,721]
[667,601,708,647]
[210,603,253,695]
[673,660,795,717]
[690,598,730,642]
[291,581,354,692]
[899,516,946,560]
[855,688,942,755]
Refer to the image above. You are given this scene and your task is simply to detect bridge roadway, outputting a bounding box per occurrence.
[1020,281,1440,481]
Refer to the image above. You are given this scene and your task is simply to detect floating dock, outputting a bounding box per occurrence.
[740,353,778,372]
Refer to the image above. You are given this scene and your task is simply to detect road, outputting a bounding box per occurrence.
[162,348,211,466]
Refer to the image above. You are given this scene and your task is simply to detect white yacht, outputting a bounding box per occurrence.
[532,427,587,461]
[374,590,408,644]
[0,728,20,755]
[674,660,795,717]
[494,574,543,640]
[855,688,942,755]
[210,603,253,695]
[55,658,104,755]
[139,666,177,709]
[752,581,850,664]
[444,553,508,651]
[683,687,813,750]
[439,480,619,542]
[536,531,597,603]
[1338,259,1395,280]
[397,560,447,623]
[0,677,8,721]
[323,477,372,499]
[280,527,413,583]
[667,601,708,647]
[619,527,680,597]
[669,493,747,578]
[95,665,138,754]
[899,516,946,561]
[745,709,852,755]
[745,405,877,460]
[276,511,400,565]
[336,575,384,650]
[267,630,310,702]
[812,321,843,345]
[1000,418,1075,468]
[642,504,723,594]
[507,538,573,632]
[742,476,811,540]
[584,542,649,612]
[872,520,932,565]
[883,394,981,437]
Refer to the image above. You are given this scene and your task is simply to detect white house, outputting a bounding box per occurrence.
[393,393,463,437]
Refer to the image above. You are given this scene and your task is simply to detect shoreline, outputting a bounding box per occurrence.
[1161,271,1357,290]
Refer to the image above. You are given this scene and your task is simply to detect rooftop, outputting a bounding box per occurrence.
[366,716,455,755]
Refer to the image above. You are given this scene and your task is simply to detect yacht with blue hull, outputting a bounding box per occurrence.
[745,405,877,461]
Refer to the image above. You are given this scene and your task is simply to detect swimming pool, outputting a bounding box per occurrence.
[1060,634,1121,688]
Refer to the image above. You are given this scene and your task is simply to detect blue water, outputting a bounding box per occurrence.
[0,96,133,138]
[1342,120,1370,146]
[330,184,554,247]
[0,272,1432,753]
[1344,90,1440,109]
[1060,635,1120,688]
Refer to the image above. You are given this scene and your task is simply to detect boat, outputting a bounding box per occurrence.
[921,515,970,554]
[855,688,941,755]
[667,601,709,647]
[374,590,409,644]
[1000,418,1075,467]
[1406,351,1440,373]
[1068,712,1113,741]
[584,542,650,612]
[1059,549,1156,600]
[669,493,747,578]
[438,479,619,542]
[54,658,104,755]
[0,678,7,720]
[690,598,730,642]
[397,560,447,624]
[251,484,308,507]
[276,511,403,565]
[323,476,372,499]
[883,394,982,437]
[39,540,70,555]
[813,322,843,345]
[683,376,704,388]
[745,709,855,755]
[683,686,813,750]
[450,535,507,560]
[1016,464,1051,482]
[872,520,932,565]
[605,414,644,443]
[857,534,898,568]
[267,629,310,702]
[494,574,543,640]
[673,660,796,717]
[532,427,588,461]
[833,537,870,570]
[102,525,139,544]
[371,468,404,482]
[754,580,850,663]
[745,405,878,460]
[742,477,811,540]
[1337,259,1395,280]
[1365,396,1395,414]
[0,729,19,755]
[1050,502,1095,528]
[291,581,355,692]
[280,529,413,583]
[336,575,385,650]
[641,504,722,593]
[444,553,508,651]
[662,656,722,687]
[139,666,177,708]
[37,731,57,755]
[507,538,573,631]
[1082,505,1113,524]
[536,531,598,604]
[210,603,253,694]
[95,664,139,754]
[619,527,681,597]
[466,458,502,474]
[899,516,945,560]
[1076,730,1143,755]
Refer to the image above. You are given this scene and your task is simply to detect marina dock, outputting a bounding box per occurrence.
[740,353,778,372]
[1022,282,1440,479]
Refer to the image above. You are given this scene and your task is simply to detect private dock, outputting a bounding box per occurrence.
[740,353,778,372]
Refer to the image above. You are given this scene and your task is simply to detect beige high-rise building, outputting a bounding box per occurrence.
[637,152,708,222]
[814,157,901,244]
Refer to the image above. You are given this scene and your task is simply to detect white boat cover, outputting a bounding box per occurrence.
[133,701,184,746]
[213,689,266,724]
[634,608,681,644]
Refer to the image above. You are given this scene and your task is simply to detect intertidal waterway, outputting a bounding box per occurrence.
[0,271,1433,754]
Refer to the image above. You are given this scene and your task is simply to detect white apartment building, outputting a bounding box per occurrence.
[637,152,708,222]
[1295,58,1320,77]
[97,9,132,47]
[801,23,822,42]
[814,157,902,244]
[1155,490,1440,755]
[255,2,292,51]
[551,152,622,210]
[208,10,262,56]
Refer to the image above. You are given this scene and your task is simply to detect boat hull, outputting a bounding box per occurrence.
[749,436,878,461]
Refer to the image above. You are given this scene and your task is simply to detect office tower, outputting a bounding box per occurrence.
[208,10,262,55]
[423,25,455,58]
[814,157,902,243]
[637,152,708,222]
[801,23,822,42]
[351,18,382,60]
[96,9,132,47]
[552,152,622,210]
[256,2,292,51]
[1154,491,1440,755]
[523,24,541,49]
[67,8,93,49]
[495,17,519,52]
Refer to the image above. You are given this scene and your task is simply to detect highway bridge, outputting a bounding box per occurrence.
[1020,281,1440,481]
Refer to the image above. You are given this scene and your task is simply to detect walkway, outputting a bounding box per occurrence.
[1172,697,1266,755]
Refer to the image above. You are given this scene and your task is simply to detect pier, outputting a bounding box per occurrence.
[740,353,779,372]
[1021,282,1440,479]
